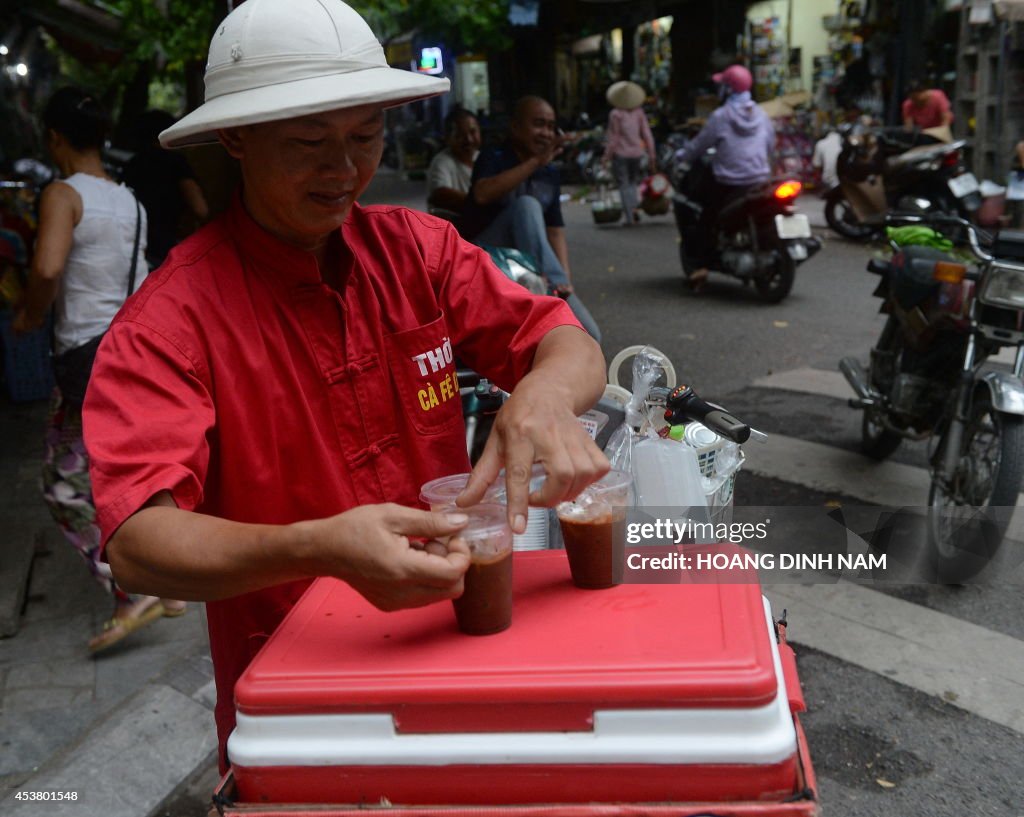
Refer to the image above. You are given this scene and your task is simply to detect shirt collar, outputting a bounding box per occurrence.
[226,192,354,290]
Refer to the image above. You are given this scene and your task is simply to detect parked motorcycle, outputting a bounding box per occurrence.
[671,151,822,302]
[840,214,1024,581]
[824,127,982,241]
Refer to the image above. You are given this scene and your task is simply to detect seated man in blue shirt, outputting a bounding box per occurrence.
[459,96,600,342]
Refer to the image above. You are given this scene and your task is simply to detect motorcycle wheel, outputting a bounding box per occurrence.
[824,194,876,241]
[861,409,903,460]
[754,249,795,303]
[926,397,1024,582]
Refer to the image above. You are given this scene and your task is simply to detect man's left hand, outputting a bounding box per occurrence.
[458,374,609,534]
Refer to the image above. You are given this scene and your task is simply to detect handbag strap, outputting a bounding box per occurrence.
[126,194,141,299]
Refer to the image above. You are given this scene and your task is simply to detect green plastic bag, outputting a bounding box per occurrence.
[885,226,954,252]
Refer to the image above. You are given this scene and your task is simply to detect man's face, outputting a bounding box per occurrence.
[510,100,557,159]
[219,104,385,252]
[449,115,481,164]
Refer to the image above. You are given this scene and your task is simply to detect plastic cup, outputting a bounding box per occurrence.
[556,469,634,589]
[489,463,548,503]
[419,473,502,512]
[451,504,514,635]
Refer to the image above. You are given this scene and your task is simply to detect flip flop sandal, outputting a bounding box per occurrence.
[88,598,166,654]
[160,600,188,618]
[687,271,708,293]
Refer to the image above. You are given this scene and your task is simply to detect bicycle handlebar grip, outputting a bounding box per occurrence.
[663,385,751,444]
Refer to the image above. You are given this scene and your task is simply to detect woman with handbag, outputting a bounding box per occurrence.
[13,87,186,653]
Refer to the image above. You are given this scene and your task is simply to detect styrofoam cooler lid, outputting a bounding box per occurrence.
[233,550,780,728]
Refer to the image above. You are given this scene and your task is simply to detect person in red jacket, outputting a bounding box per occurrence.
[83,0,608,771]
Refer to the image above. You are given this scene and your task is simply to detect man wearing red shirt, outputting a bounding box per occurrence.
[84,0,608,771]
[901,80,953,132]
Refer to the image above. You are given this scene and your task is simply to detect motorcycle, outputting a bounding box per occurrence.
[824,127,982,241]
[671,150,822,302]
[840,214,1024,581]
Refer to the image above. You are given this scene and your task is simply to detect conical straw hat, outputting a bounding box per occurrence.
[606,80,645,110]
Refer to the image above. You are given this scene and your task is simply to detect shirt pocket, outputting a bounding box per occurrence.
[384,310,463,436]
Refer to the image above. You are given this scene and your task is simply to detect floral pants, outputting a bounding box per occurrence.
[40,390,132,605]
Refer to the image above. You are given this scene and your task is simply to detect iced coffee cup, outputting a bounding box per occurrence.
[557,469,634,589]
[419,473,503,512]
[450,503,514,635]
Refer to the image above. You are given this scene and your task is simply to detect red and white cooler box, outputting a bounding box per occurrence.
[217,550,818,815]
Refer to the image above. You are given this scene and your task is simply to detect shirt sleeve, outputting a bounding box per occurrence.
[470,147,505,187]
[604,110,621,161]
[639,110,656,159]
[426,152,455,196]
[85,319,215,548]
[680,115,718,165]
[428,219,581,390]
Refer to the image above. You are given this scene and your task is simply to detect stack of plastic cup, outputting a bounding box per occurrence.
[513,507,549,551]
[491,464,550,551]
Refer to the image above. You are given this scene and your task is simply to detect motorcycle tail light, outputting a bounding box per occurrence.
[942,150,960,168]
[978,262,1024,310]
[774,180,802,201]
[933,262,967,284]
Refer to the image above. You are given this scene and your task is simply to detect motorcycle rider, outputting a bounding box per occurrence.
[676,64,774,291]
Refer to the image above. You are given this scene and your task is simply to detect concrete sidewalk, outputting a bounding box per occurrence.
[0,395,218,817]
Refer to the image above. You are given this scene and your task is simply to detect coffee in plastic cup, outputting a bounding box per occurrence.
[451,503,514,635]
[556,469,634,589]
[419,473,502,512]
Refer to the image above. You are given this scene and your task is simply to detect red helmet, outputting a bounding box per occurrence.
[712,64,753,94]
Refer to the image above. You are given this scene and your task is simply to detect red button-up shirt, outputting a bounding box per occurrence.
[85,197,579,766]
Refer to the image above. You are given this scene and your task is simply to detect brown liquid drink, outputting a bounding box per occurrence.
[557,469,634,590]
[452,550,513,635]
[560,510,626,589]
[447,503,513,636]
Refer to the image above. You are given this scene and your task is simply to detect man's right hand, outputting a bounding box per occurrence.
[307,503,471,612]
[533,132,564,167]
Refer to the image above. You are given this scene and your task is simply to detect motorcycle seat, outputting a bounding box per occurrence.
[717,183,773,221]
[884,140,967,173]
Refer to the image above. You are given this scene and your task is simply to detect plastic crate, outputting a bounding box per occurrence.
[0,310,53,402]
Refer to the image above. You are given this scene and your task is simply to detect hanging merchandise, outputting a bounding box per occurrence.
[746,16,788,100]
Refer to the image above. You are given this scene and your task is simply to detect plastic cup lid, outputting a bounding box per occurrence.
[459,503,511,538]
[592,468,633,494]
[494,463,548,496]
[419,473,502,506]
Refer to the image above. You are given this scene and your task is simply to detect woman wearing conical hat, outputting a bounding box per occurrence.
[602,81,656,226]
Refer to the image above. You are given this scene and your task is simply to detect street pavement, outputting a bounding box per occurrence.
[1,168,1022,816]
